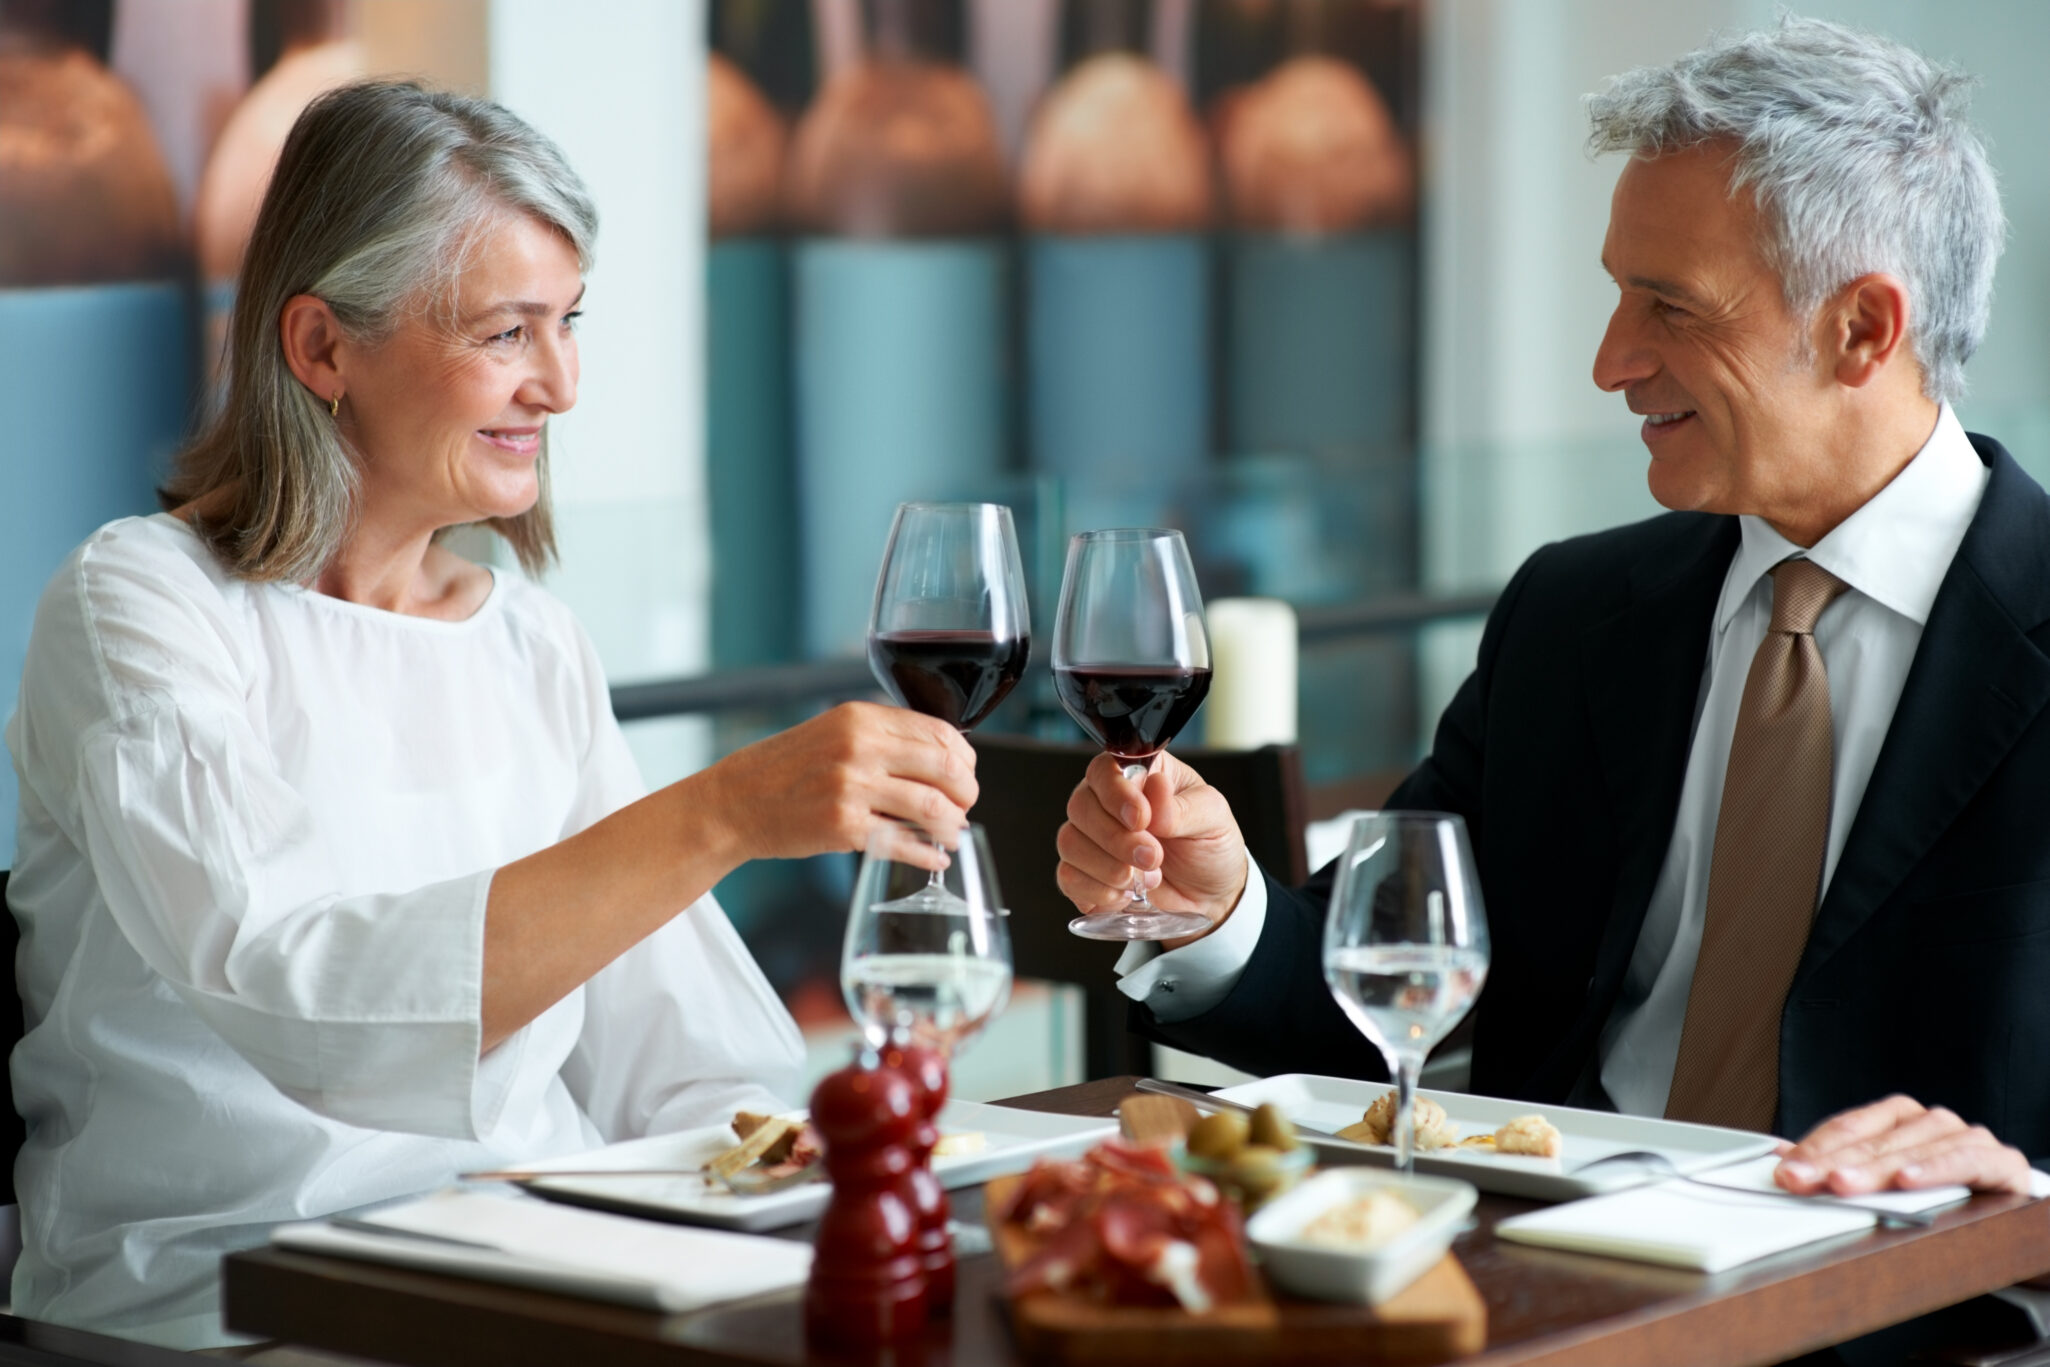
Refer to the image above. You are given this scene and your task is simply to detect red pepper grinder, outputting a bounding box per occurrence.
[804,1059,928,1347]
[883,1042,954,1310]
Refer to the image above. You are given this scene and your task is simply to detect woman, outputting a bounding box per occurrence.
[3,81,975,1348]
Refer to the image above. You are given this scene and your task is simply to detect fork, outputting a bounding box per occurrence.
[1569,1150,1940,1228]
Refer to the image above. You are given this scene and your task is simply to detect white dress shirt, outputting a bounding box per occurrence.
[4,515,805,1348]
[1119,405,1988,1114]
[1599,403,1985,1115]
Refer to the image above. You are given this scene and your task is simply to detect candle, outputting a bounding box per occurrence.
[1202,598,1298,749]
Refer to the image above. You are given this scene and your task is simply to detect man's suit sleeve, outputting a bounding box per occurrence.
[1128,550,1545,1078]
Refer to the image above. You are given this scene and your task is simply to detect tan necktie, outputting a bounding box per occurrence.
[1665,558,1850,1131]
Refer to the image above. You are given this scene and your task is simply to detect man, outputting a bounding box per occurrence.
[1057,16,2041,1201]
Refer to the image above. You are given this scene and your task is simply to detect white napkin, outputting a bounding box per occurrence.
[273,1189,812,1312]
[1496,1155,2028,1273]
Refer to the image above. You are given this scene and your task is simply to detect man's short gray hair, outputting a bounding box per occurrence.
[1586,15,2002,403]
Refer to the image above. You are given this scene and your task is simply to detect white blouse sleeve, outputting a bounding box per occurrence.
[551,632,807,1141]
[15,536,502,1140]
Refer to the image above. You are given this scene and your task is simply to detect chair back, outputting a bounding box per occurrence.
[969,736,1308,1079]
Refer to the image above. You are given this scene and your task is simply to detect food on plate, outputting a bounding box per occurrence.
[1177,1104,1309,1212]
[934,1130,986,1157]
[1491,1114,1562,1158]
[1296,1187,1421,1251]
[1335,1094,1458,1150]
[1186,1109,1251,1160]
[1119,1094,1200,1148]
[706,1112,822,1183]
[996,1140,1255,1312]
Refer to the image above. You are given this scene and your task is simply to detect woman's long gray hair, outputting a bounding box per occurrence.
[165,80,597,580]
[1586,15,2002,403]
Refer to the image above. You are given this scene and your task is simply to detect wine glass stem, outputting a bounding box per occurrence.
[1393,1054,1421,1173]
[1120,762,1151,905]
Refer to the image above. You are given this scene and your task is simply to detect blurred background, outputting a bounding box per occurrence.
[7,0,2050,1102]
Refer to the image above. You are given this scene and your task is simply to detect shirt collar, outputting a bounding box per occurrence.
[1714,402,1987,634]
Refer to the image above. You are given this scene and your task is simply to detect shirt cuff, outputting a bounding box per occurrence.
[1112,853,1269,1023]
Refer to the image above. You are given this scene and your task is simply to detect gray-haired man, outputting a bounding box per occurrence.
[1058,13,2042,1207]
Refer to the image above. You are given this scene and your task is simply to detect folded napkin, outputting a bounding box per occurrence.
[1495,1155,2030,1273]
[273,1189,812,1312]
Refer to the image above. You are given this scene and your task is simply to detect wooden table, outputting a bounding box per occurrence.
[222,1077,2050,1367]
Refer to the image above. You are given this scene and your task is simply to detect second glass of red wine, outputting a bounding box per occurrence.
[867,502,1031,912]
[1051,527,1214,941]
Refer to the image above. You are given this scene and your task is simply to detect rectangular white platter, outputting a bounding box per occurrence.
[1212,1073,1780,1202]
[502,1099,1118,1232]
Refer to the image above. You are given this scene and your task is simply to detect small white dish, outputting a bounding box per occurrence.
[1247,1168,1477,1305]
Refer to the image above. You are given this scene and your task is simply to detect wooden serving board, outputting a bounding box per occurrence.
[985,1174,1486,1365]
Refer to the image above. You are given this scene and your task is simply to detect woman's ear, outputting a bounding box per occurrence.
[278,294,348,408]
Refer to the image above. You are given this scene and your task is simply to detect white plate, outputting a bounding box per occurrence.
[1212,1074,1779,1202]
[505,1100,1118,1232]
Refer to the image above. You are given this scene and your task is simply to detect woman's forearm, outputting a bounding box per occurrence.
[480,770,745,1052]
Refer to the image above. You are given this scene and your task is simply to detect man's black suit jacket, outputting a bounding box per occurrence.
[1140,434,2050,1162]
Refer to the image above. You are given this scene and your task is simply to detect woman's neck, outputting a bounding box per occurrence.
[315,524,494,621]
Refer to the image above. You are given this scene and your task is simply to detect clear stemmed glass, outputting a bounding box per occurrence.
[843,820,1014,1059]
[1051,527,1214,941]
[866,502,1031,912]
[1323,812,1491,1172]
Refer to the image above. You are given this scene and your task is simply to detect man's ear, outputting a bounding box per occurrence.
[278,294,349,408]
[1825,273,1913,390]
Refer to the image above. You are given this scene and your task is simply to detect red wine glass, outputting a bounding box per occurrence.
[1052,528,1213,940]
[866,502,1031,912]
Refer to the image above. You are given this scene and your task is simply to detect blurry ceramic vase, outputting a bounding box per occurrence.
[785,0,1009,658]
[194,0,363,404]
[0,9,181,285]
[1206,0,1416,460]
[0,1,194,864]
[1021,1,1212,511]
[1201,0,1423,783]
[707,42,799,668]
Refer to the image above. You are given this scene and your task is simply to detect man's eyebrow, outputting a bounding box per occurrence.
[1602,262,1710,311]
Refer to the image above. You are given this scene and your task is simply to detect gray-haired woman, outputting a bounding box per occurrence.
[4,81,975,1348]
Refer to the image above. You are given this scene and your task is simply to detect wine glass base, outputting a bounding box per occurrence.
[871,885,975,915]
[1067,908,1213,941]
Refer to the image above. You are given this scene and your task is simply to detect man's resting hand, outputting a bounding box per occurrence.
[1774,1094,2032,1196]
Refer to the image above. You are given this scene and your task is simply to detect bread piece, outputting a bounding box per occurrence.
[1339,1093,1458,1149]
[707,1115,802,1179]
[1119,1095,1199,1148]
[1493,1114,1563,1158]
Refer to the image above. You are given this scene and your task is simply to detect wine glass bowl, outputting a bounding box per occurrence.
[843,821,1014,1059]
[1051,528,1215,942]
[867,502,1031,912]
[1322,812,1490,1172]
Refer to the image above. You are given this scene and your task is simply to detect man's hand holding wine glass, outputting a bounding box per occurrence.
[1054,751,1252,949]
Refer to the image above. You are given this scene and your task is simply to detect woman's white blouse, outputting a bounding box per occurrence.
[3,515,805,1348]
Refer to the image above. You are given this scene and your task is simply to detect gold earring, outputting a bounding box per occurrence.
[329,392,341,418]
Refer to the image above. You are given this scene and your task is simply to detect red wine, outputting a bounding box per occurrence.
[869,631,1030,731]
[1053,665,1213,760]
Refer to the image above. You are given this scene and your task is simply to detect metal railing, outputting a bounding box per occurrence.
[610,588,1500,722]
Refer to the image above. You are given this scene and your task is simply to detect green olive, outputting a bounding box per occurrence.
[1233,1144,1286,1195]
[1248,1102,1299,1153]
[1186,1110,1250,1161]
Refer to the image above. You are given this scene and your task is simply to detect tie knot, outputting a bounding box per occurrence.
[1769,558,1848,635]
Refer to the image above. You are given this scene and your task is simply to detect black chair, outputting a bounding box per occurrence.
[969,736,1308,1080]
